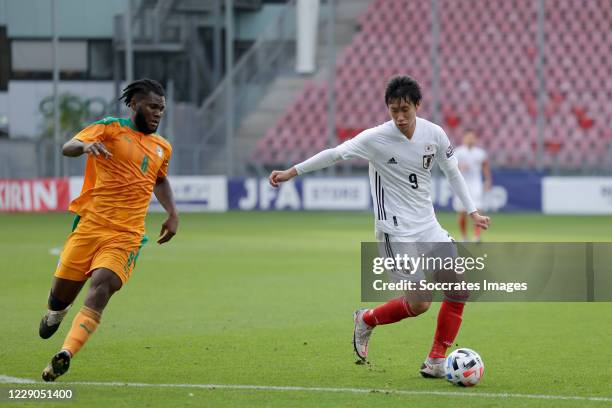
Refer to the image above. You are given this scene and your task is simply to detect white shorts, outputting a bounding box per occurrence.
[375,224,455,282]
[375,225,467,302]
[453,182,483,212]
[375,223,454,245]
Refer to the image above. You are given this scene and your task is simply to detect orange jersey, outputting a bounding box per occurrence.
[69,117,172,234]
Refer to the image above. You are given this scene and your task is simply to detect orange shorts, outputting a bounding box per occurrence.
[54,215,148,285]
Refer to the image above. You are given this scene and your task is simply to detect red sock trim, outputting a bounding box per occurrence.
[429,300,465,359]
[363,297,414,327]
[362,309,377,326]
[404,301,416,317]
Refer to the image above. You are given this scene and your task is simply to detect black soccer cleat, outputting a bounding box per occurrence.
[42,350,71,382]
[38,307,70,339]
[39,313,61,339]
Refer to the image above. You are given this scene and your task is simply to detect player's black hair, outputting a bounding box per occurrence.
[119,78,165,106]
[384,75,422,106]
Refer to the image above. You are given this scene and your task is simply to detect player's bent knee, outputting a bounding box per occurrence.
[408,301,431,315]
[90,268,123,292]
[90,281,112,297]
[85,268,123,310]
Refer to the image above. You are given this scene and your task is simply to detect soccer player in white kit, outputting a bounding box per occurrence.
[452,130,492,242]
[269,76,490,378]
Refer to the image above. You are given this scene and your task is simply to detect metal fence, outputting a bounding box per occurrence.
[170,0,297,176]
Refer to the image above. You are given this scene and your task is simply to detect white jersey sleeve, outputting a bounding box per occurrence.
[434,126,477,214]
[479,148,488,162]
[335,129,374,161]
[294,129,374,175]
[294,148,343,175]
[434,126,459,170]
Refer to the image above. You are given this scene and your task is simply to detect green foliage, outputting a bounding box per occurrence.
[39,93,110,140]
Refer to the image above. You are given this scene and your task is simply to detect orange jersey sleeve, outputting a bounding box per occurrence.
[71,121,111,196]
[69,117,172,234]
[154,135,172,179]
[74,122,107,143]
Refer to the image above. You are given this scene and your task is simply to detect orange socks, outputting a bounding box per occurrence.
[61,306,101,357]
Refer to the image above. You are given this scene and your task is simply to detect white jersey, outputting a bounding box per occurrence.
[454,145,487,187]
[452,145,487,211]
[335,117,459,236]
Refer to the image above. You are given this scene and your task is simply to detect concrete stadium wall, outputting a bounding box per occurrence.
[0,139,39,178]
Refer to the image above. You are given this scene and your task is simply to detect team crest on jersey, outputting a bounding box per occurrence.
[156,146,163,158]
[423,154,434,169]
[446,145,455,158]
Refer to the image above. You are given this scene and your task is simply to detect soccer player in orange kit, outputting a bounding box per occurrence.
[38,79,179,382]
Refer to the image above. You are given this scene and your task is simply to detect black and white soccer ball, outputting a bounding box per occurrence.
[445,348,485,387]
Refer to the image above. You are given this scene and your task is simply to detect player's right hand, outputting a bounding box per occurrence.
[470,211,491,230]
[269,168,297,187]
[84,142,112,159]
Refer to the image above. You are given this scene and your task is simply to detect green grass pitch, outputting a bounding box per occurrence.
[0,212,611,407]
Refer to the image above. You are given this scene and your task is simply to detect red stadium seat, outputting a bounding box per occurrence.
[252,0,610,168]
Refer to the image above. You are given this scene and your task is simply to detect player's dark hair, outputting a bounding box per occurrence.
[119,78,165,106]
[384,75,422,106]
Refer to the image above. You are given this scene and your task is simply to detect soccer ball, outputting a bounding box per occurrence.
[445,348,485,387]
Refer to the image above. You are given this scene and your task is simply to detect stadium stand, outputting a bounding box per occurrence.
[253,0,611,170]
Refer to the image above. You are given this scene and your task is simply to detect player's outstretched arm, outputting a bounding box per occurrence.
[154,177,179,244]
[268,148,344,188]
[439,153,491,230]
[62,139,112,159]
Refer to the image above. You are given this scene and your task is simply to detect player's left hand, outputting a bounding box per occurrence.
[269,167,298,187]
[470,211,491,230]
[157,214,178,244]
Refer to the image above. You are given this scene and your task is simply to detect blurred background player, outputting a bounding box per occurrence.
[452,130,492,242]
[38,79,179,382]
[269,75,490,378]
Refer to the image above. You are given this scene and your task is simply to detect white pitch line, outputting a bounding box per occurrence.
[1,375,611,402]
[0,375,36,384]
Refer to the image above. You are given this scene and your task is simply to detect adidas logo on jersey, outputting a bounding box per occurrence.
[387,157,398,164]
